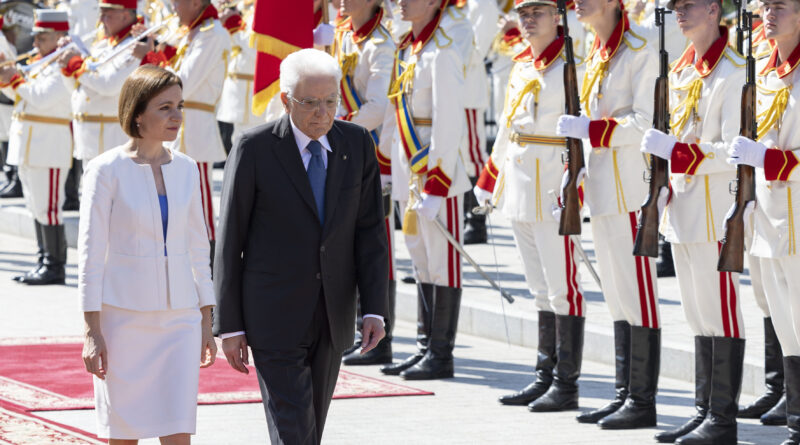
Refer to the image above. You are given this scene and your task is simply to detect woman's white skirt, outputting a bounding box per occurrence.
[94,304,201,439]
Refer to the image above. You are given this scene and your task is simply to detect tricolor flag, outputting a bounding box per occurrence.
[250,1,315,115]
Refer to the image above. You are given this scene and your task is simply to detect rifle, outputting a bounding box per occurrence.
[734,0,744,53]
[633,5,671,257]
[718,10,757,273]
[557,0,586,236]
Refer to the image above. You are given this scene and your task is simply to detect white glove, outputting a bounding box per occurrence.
[380,174,392,190]
[727,136,767,167]
[556,115,590,139]
[473,186,493,206]
[313,23,336,46]
[559,167,586,206]
[414,194,443,221]
[641,128,677,160]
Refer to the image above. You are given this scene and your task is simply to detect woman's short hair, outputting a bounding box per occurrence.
[118,65,182,138]
[279,48,341,96]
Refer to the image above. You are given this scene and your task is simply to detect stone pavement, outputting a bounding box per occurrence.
[0,232,788,444]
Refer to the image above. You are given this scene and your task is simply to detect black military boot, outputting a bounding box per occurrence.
[498,311,556,406]
[676,337,745,445]
[781,356,800,445]
[62,159,81,211]
[0,166,22,198]
[599,326,660,429]
[656,336,712,443]
[739,318,784,419]
[577,320,631,423]
[401,285,461,380]
[463,177,487,245]
[529,315,585,412]
[381,283,433,376]
[343,281,395,365]
[13,221,44,282]
[762,395,788,425]
[24,224,66,285]
[656,239,675,278]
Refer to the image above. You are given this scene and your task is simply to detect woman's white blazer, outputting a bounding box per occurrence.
[78,147,215,312]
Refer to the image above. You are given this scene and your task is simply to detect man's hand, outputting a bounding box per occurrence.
[313,23,335,46]
[57,48,81,68]
[359,317,386,354]
[222,334,250,374]
[556,115,590,139]
[727,136,767,167]
[0,65,18,84]
[640,128,677,160]
[132,36,154,60]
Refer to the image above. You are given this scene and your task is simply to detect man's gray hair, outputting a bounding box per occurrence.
[280,48,342,96]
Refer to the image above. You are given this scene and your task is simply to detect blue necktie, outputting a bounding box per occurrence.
[306,140,326,223]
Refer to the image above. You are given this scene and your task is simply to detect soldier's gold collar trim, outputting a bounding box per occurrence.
[398,10,443,55]
[339,8,384,45]
[587,14,629,62]
[512,27,565,71]
[671,26,729,78]
[760,41,800,79]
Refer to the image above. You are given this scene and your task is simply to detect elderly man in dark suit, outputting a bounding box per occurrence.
[213,48,388,445]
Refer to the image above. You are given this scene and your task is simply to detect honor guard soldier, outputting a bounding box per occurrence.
[332,0,397,366]
[0,10,73,285]
[476,0,587,413]
[0,14,18,200]
[217,1,258,155]
[379,0,471,380]
[556,0,662,429]
[161,0,231,252]
[727,0,800,442]
[640,0,746,441]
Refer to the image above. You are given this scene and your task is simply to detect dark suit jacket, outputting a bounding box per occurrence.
[212,115,389,351]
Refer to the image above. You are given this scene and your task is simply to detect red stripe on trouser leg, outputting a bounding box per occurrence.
[385,217,393,281]
[447,198,454,288]
[629,212,651,328]
[465,110,477,176]
[644,255,658,328]
[570,238,584,317]
[47,169,54,226]
[564,236,576,316]
[54,169,61,225]
[454,196,461,288]
[718,242,732,337]
[728,272,740,338]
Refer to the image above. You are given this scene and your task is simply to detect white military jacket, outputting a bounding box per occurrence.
[167,6,231,163]
[750,43,800,258]
[660,29,744,244]
[217,9,259,129]
[2,58,73,169]
[64,28,142,161]
[382,21,471,200]
[581,15,657,217]
[477,36,583,223]
[439,4,489,110]
[334,10,395,138]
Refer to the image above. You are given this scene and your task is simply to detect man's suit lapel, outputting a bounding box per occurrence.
[322,122,348,236]
[271,115,320,221]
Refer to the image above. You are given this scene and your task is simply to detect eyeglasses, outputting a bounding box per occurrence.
[288,95,340,111]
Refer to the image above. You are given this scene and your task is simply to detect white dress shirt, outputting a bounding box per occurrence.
[220,118,384,340]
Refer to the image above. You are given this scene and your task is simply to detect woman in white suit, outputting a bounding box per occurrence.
[78,65,217,444]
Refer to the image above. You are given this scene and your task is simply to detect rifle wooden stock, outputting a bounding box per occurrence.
[558,0,585,236]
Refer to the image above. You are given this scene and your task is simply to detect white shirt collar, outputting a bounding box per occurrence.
[289,116,332,154]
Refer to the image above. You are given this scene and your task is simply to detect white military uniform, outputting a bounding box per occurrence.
[2,56,73,226]
[0,29,16,144]
[216,6,260,146]
[660,29,745,338]
[334,9,396,281]
[62,0,99,37]
[580,15,660,327]
[64,26,143,161]
[750,42,800,356]
[476,39,585,316]
[382,19,471,288]
[166,5,231,241]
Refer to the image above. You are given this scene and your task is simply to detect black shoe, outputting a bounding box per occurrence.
[781,356,800,445]
[401,285,461,380]
[655,336,712,443]
[0,178,22,198]
[463,184,487,245]
[577,320,631,423]
[656,240,675,278]
[762,395,788,425]
[740,318,785,419]
[499,311,556,406]
[23,224,66,285]
[381,283,432,376]
[675,337,745,445]
[598,326,660,430]
[14,221,44,282]
[528,315,584,412]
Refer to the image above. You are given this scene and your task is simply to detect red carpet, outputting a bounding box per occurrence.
[0,339,433,412]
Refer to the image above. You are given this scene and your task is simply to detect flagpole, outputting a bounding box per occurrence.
[321,0,332,54]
